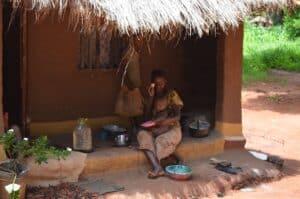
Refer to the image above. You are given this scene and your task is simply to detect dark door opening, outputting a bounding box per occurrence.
[3,2,22,129]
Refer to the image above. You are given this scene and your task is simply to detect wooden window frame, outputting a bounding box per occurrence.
[79,32,127,70]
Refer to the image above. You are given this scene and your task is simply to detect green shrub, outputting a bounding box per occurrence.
[284,8,300,39]
[261,44,300,71]
[243,21,300,83]
[0,130,71,174]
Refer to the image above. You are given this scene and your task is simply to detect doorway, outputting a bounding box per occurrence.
[3,2,22,130]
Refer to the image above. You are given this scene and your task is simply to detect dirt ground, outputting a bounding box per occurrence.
[218,70,300,198]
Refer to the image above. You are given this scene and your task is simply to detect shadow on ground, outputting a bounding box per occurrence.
[243,92,300,114]
[242,70,300,115]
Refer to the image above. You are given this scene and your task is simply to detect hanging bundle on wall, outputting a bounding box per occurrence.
[126,49,142,89]
[115,45,144,117]
[118,44,142,89]
[115,86,144,117]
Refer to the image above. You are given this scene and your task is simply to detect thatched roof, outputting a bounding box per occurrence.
[293,0,300,5]
[11,0,295,38]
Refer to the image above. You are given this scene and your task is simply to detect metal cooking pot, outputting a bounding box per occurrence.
[114,133,130,147]
[188,120,210,138]
[102,124,126,133]
[102,124,127,141]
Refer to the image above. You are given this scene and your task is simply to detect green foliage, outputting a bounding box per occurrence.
[243,21,300,83]
[8,190,19,199]
[0,131,70,197]
[0,130,17,157]
[0,130,70,166]
[284,8,300,39]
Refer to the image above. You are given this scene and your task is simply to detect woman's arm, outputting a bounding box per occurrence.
[144,96,154,120]
[144,84,156,120]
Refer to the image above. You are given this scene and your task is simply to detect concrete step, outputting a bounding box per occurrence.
[82,131,224,176]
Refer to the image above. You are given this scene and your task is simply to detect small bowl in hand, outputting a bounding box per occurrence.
[140,121,156,128]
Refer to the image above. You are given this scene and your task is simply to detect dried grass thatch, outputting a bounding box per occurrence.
[10,0,295,38]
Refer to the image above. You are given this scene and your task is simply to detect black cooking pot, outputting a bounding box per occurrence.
[188,120,210,138]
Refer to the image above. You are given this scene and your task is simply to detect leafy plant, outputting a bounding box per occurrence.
[5,175,20,199]
[0,130,71,199]
[0,130,71,174]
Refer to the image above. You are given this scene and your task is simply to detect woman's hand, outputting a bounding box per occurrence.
[147,83,155,97]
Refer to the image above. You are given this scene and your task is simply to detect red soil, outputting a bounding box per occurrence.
[220,70,300,198]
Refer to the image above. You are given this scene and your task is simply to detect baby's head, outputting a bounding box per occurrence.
[154,96,168,112]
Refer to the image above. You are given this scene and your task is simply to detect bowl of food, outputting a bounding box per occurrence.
[165,165,192,181]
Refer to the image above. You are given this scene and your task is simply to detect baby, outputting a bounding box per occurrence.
[151,96,172,136]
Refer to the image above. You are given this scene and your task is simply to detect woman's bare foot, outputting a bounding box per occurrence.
[147,169,165,179]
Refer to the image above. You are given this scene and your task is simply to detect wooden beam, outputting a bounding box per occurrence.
[0,2,4,133]
[21,9,29,136]
[0,1,7,161]
[215,24,245,148]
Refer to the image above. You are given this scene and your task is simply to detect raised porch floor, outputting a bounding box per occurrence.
[48,130,224,176]
[84,131,224,175]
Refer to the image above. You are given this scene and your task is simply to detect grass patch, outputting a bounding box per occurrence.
[243,22,300,83]
[267,94,281,103]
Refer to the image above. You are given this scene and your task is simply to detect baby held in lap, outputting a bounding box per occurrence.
[152,96,172,136]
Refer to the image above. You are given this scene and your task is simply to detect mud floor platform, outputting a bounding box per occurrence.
[85,150,282,199]
[82,130,224,176]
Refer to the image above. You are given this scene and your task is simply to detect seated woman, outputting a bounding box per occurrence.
[137,69,183,178]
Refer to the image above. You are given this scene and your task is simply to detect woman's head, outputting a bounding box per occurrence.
[151,69,167,95]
